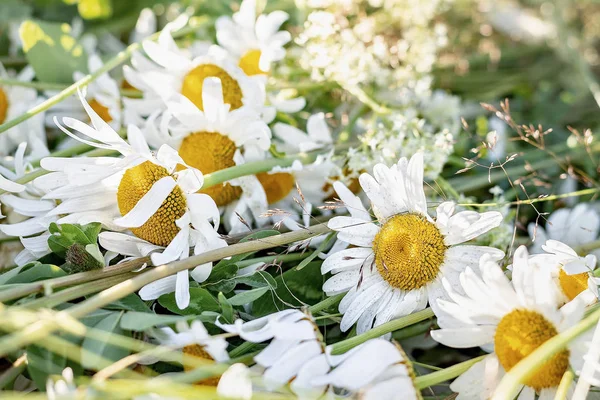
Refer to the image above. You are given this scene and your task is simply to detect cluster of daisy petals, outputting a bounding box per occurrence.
[1,1,600,400]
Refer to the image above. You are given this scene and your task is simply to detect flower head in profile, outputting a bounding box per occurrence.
[321,153,504,334]
[216,0,292,76]
[431,246,590,399]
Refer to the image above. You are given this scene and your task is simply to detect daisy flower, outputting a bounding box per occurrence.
[0,64,47,157]
[215,0,291,76]
[145,78,271,234]
[320,153,504,333]
[123,25,265,117]
[529,240,599,305]
[528,204,600,261]
[149,320,229,384]
[29,91,226,308]
[431,246,590,399]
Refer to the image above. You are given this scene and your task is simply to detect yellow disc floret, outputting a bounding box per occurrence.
[117,161,187,247]
[495,309,569,391]
[558,269,589,301]
[182,345,220,386]
[373,213,447,290]
[0,88,9,124]
[89,98,113,123]
[178,131,242,207]
[181,64,243,111]
[239,49,266,76]
[257,172,295,204]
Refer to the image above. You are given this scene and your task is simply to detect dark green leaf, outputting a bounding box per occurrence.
[81,312,129,369]
[228,287,270,306]
[158,288,220,316]
[218,292,234,323]
[120,312,193,331]
[6,263,66,284]
[104,293,151,313]
[235,271,278,289]
[26,344,66,390]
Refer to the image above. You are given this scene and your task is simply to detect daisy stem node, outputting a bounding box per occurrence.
[0,16,208,136]
[330,307,435,355]
[414,355,487,389]
[492,306,600,400]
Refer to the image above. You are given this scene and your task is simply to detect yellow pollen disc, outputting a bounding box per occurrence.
[89,98,113,123]
[178,132,242,207]
[239,49,267,76]
[181,64,243,111]
[373,213,446,291]
[558,269,589,301]
[495,309,569,391]
[182,345,220,386]
[117,161,187,247]
[257,172,295,204]
[0,88,9,124]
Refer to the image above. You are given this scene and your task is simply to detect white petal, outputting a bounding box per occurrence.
[114,176,177,228]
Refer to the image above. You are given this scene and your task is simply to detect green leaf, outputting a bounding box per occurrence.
[228,287,270,306]
[81,312,129,369]
[26,344,66,390]
[6,263,66,284]
[19,20,88,84]
[47,235,73,258]
[218,292,234,323]
[235,271,278,289]
[253,261,325,317]
[229,230,281,263]
[0,0,32,23]
[104,294,151,313]
[158,288,221,316]
[202,263,238,294]
[120,312,193,331]
[0,264,26,285]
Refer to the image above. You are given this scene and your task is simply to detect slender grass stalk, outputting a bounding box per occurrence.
[555,371,575,400]
[330,308,435,355]
[492,307,600,399]
[308,293,344,314]
[414,355,486,389]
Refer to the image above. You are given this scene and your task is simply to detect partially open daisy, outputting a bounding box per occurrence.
[529,239,599,306]
[321,153,504,333]
[124,25,264,117]
[32,91,226,308]
[0,64,46,157]
[145,78,271,234]
[216,0,291,76]
[431,246,590,399]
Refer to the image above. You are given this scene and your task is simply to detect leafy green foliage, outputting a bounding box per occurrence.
[81,312,129,369]
[5,262,66,284]
[26,344,67,390]
[158,288,220,316]
[47,223,104,274]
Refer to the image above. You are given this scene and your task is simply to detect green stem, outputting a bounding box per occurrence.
[0,78,141,98]
[0,17,207,136]
[492,307,600,399]
[414,355,486,389]
[308,293,344,314]
[330,308,435,355]
[555,370,575,400]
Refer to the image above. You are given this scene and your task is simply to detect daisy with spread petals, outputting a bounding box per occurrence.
[24,91,226,309]
[321,153,504,334]
[144,78,271,234]
[216,0,291,76]
[529,239,599,306]
[431,247,590,399]
[123,25,265,117]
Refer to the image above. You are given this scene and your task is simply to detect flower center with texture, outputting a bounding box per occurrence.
[494,309,569,391]
[0,88,9,123]
[182,345,220,386]
[178,132,242,207]
[558,269,589,301]
[239,49,266,76]
[257,172,295,204]
[89,99,113,123]
[181,64,243,111]
[373,213,446,290]
[117,161,186,247]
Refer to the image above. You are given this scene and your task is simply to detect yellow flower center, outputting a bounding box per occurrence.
[181,64,243,111]
[257,172,295,204]
[495,309,569,391]
[0,87,9,124]
[89,98,113,123]
[239,49,267,76]
[178,131,242,207]
[182,345,220,386]
[558,269,589,301]
[373,213,447,290]
[117,161,187,247]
